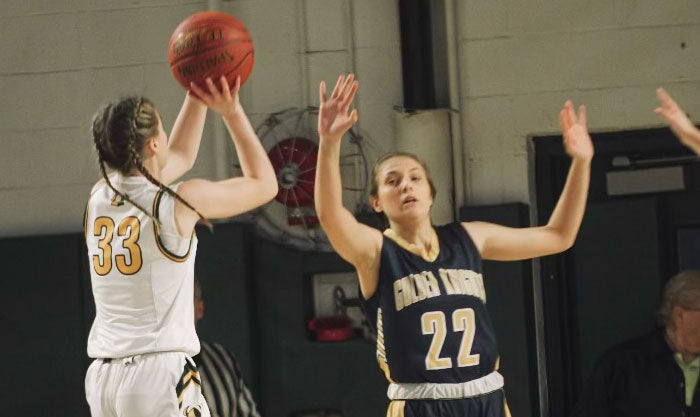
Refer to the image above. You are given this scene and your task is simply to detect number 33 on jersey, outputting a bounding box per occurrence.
[91,216,143,275]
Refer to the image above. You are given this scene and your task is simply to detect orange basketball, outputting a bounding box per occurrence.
[167,11,254,91]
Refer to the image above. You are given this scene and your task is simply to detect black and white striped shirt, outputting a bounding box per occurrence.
[193,341,261,417]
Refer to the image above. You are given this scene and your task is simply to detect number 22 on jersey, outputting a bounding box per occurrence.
[92,216,143,276]
[422,308,480,370]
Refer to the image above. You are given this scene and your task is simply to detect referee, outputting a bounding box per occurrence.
[193,279,261,417]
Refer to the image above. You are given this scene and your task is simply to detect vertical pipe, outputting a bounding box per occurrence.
[529,141,550,417]
[298,0,310,107]
[443,0,465,218]
[207,0,230,180]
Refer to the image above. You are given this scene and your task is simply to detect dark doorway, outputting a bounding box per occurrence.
[533,127,700,416]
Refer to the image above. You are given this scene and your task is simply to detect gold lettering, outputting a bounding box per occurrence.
[394,272,443,311]
[439,268,486,302]
[393,279,404,311]
[438,268,456,294]
[410,273,427,303]
[423,271,441,298]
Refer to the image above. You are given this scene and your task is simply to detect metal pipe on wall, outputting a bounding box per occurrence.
[208,0,231,181]
[443,0,465,215]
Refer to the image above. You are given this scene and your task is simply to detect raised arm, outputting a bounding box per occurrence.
[655,87,700,155]
[314,74,383,297]
[175,76,278,233]
[465,100,593,261]
[160,93,207,184]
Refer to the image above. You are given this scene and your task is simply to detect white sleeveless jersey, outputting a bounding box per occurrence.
[84,174,200,358]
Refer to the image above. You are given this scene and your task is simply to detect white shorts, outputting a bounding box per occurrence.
[85,352,210,417]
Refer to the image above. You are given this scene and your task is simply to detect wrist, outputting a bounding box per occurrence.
[572,155,593,165]
[685,127,700,147]
[223,106,245,122]
[319,133,342,144]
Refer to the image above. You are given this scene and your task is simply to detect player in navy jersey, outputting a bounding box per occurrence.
[314,74,593,417]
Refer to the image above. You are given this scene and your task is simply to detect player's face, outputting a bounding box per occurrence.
[676,306,700,355]
[373,156,433,223]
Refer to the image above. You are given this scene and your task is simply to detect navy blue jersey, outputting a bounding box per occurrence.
[361,223,499,384]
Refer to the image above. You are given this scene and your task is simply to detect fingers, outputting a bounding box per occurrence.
[189,81,209,103]
[657,87,681,115]
[341,109,359,131]
[329,73,357,102]
[656,87,672,106]
[331,75,344,100]
[219,75,232,102]
[340,81,358,113]
[232,75,241,97]
[319,80,327,104]
[340,73,355,98]
[559,107,567,133]
[559,100,573,131]
[205,77,223,102]
[577,104,586,127]
[565,100,576,125]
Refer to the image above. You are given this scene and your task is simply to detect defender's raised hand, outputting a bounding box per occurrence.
[318,73,358,142]
[655,87,700,154]
[560,100,594,161]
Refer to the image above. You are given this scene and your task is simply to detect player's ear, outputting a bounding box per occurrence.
[370,195,382,213]
[144,137,158,155]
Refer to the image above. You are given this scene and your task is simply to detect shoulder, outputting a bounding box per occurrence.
[608,329,663,356]
[91,178,107,195]
[174,178,211,199]
[441,221,482,251]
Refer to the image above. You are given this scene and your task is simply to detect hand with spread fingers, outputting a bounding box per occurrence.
[189,75,242,119]
[318,73,359,143]
[560,100,594,161]
[655,87,700,155]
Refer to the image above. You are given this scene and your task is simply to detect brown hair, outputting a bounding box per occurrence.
[369,152,436,226]
[91,96,211,229]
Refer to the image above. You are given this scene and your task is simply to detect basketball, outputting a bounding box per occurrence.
[167,11,254,91]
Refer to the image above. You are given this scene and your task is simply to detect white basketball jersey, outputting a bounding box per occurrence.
[84,174,200,358]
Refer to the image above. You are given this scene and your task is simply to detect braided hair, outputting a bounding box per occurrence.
[91,96,212,230]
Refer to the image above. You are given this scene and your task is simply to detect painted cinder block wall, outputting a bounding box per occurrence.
[3,0,697,236]
[457,0,700,205]
[0,0,400,237]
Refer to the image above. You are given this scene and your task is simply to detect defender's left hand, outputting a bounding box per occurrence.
[560,100,594,161]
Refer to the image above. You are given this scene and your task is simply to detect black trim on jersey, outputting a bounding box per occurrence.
[83,200,90,245]
[175,361,201,406]
[152,190,193,262]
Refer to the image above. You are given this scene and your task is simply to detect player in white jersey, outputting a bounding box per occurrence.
[84,76,278,417]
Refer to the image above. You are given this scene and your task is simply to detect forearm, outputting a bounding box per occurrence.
[546,157,591,246]
[222,108,276,184]
[314,138,346,220]
[680,126,700,155]
[167,94,207,165]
